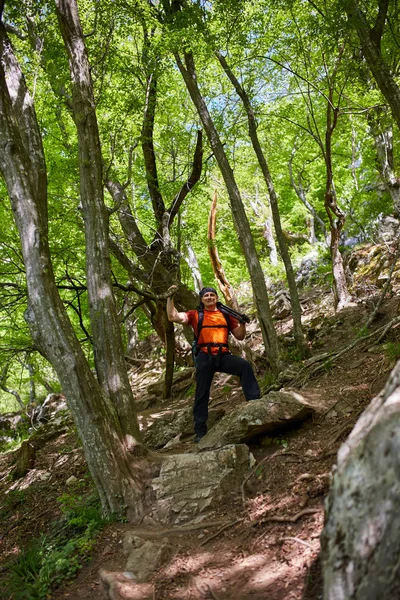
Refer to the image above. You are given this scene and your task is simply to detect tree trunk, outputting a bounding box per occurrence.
[324,97,352,310]
[216,51,306,357]
[344,0,400,131]
[208,189,239,310]
[175,51,280,373]
[163,314,175,399]
[249,191,279,266]
[288,147,328,245]
[55,0,141,438]
[0,19,147,518]
[185,242,203,292]
[368,112,400,215]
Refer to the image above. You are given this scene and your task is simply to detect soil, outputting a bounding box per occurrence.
[1,283,399,600]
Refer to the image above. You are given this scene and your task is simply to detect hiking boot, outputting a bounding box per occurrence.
[194,433,205,443]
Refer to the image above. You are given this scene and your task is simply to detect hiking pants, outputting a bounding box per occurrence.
[193,352,260,436]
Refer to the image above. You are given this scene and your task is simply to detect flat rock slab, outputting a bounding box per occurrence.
[141,406,225,449]
[99,569,154,600]
[198,390,315,449]
[150,444,250,524]
[122,534,174,582]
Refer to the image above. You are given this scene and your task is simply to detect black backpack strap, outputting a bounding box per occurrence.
[195,309,204,344]
[218,307,232,334]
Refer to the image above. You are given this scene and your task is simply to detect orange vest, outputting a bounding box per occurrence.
[187,309,233,354]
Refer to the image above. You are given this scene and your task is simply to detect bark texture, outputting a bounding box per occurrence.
[175,50,280,372]
[0,16,146,518]
[322,359,400,599]
[55,0,140,437]
[344,0,400,132]
[215,51,306,356]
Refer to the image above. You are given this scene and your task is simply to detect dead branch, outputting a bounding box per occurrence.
[208,189,239,309]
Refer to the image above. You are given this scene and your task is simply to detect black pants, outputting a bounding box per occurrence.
[193,352,260,436]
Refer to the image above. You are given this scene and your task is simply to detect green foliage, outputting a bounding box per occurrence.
[383,342,400,361]
[4,491,110,599]
[356,325,369,339]
[280,344,303,363]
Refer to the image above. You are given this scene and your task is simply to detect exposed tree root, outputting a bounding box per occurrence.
[257,507,320,524]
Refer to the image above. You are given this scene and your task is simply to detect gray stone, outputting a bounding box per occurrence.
[150,444,250,524]
[271,290,292,319]
[99,569,154,600]
[141,406,225,449]
[321,360,400,600]
[122,535,174,582]
[198,390,315,449]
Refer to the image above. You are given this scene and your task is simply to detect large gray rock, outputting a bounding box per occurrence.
[150,444,250,524]
[122,534,174,582]
[198,390,315,449]
[321,360,400,600]
[99,569,154,600]
[141,405,225,448]
[271,289,292,319]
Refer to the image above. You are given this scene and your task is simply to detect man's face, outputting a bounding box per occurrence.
[202,291,218,307]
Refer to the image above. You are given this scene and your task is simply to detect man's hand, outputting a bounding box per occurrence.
[167,285,179,297]
[166,286,189,324]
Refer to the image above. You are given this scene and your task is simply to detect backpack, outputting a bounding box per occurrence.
[192,306,232,358]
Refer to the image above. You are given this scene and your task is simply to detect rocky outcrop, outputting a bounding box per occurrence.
[150,444,250,524]
[198,390,315,449]
[99,569,154,600]
[141,405,225,449]
[321,360,400,599]
[123,534,174,581]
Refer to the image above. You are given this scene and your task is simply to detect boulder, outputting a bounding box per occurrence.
[141,405,225,449]
[99,569,154,600]
[150,444,250,524]
[122,534,174,582]
[198,390,315,449]
[271,289,292,319]
[321,360,400,599]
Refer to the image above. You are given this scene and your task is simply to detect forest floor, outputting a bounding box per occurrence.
[1,262,400,599]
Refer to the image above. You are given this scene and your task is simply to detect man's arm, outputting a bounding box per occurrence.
[231,322,246,341]
[166,286,189,324]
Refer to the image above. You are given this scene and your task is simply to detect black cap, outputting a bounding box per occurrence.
[199,286,218,298]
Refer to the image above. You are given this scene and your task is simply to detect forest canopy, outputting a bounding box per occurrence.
[0,0,399,412]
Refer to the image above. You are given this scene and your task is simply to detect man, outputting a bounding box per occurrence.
[167,286,260,443]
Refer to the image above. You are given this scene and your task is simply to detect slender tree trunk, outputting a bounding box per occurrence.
[208,190,239,310]
[249,191,278,266]
[164,315,175,399]
[185,242,203,292]
[368,112,400,215]
[175,51,280,372]
[55,0,140,438]
[0,21,147,518]
[216,51,306,356]
[343,0,400,131]
[324,88,352,310]
[288,148,329,245]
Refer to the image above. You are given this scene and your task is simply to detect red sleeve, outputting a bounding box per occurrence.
[186,310,198,331]
[229,315,240,330]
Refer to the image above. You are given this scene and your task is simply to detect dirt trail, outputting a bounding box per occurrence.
[1,294,398,600]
